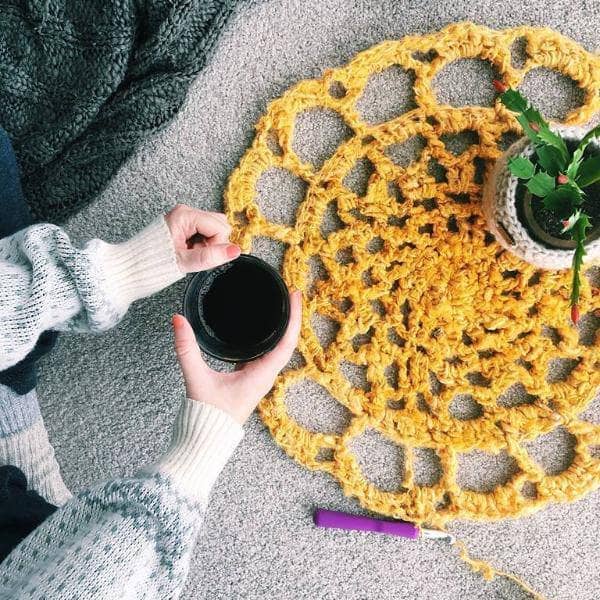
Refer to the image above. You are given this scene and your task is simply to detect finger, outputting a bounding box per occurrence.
[191,211,232,244]
[172,314,209,387]
[243,290,302,376]
[178,243,241,272]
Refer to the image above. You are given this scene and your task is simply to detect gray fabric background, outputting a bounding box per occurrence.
[38,1,600,598]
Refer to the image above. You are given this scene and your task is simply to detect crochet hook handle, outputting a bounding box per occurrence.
[313,508,419,539]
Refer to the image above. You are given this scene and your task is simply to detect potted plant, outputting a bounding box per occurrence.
[483,80,600,324]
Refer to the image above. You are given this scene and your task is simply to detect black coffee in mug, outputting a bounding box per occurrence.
[183,254,290,362]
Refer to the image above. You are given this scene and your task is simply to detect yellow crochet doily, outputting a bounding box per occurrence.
[225,23,600,531]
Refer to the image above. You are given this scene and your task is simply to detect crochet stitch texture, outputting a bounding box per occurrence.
[226,23,600,530]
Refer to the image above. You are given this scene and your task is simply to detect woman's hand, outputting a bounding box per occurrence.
[171,291,302,424]
[165,204,240,273]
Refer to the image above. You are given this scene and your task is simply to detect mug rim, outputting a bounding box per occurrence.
[182,254,290,362]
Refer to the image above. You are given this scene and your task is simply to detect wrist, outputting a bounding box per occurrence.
[148,398,244,503]
[96,217,183,311]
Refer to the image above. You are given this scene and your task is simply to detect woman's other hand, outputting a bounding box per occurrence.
[171,291,302,424]
[165,204,240,273]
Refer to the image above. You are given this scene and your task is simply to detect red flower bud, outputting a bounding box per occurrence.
[571,304,580,325]
[557,173,569,185]
[493,79,509,93]
[529,122,540,132]
[561,219,570,229]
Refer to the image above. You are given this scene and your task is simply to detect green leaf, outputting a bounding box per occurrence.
[542,186,579,215]
[576,123,600,154]
[535,144,566,175]
[575,154,600,188]
[570,213,592,306]
[536,125,569,164]
[516,114,542,144]
[508,156,535,179]
[500,89,528,112]
[526,171,555,197]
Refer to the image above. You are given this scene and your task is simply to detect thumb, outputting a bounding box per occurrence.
[172,314,208,395]
[178,243,241,272]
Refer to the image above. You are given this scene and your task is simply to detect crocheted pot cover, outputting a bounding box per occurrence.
[225,22,600,529]
[483,125,600,269]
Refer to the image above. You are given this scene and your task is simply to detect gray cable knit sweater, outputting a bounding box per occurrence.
[0,0,240,222]
[0,217,244,598]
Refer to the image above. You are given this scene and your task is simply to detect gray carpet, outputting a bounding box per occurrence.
[37,1,600,598]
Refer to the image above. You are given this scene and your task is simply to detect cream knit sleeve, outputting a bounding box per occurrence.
[0,217,183,371]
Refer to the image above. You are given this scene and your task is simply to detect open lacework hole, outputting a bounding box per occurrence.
[387,327,406,348]
[473,156,486,184]
[519,68,585,120]
[343,157,375,196]
[284,379,352,434]
[497,383,538,408]
[520,481,538,499]
[413,447,443,487]
[429,371,444,396]
[311,313,340,350]
[251,237,286,271]
[433,59,500,107]
[265,129,283,156]
[457,450,519,493]
[546,358,580,383]
[292,108,353,168]
[316,447,335,462]
[335,246,354,265]
[348,429,406,492]
[340,360,371,391]
[255,167,307,226]
[498,130,521,152]
[352,326,375,351]
[412,49,438,63]
[525,426,576,475]
[385,135,427,168]
[334,297,353,313]
[370,299,386,317]
[387,181,404,203]
[586,265,600,287]
[367,236,384,253]
[283,349,307,373]
[233,210,249,227]
[356,65,417,124]
[328,80,347,99]
[541,325,562,347]
[320,200,345,238]
[307,254,329,294]
[440,130,480,155]
[578,311,600,347]
[385,363,399,390]
[466,371,491,388]
[510,36,529,70]
[387,398,406,410]
[448,394,484,420]
[578,393,600,424]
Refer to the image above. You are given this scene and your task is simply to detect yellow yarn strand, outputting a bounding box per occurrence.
[225,22,600,595]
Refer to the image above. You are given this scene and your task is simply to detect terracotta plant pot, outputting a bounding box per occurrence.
[483,125,600,270]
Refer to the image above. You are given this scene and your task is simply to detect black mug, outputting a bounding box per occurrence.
[182,254,290,362]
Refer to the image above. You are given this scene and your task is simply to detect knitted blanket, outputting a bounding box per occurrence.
[0,0,240,222]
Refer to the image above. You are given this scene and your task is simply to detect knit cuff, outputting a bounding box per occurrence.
[97,217,183,311]
[0,418,72,506]
[150,399,244,503]
[0,385,42,437]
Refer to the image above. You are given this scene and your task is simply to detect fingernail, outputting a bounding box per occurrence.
[172,314,185,329]
[226,244,241,259]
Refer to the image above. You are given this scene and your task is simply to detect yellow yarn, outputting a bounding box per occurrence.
[225,22,600,592]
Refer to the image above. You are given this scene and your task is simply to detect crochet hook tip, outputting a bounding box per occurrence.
[420,528,456,544]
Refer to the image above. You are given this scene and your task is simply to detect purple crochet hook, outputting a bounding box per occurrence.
[313,509,454,543]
